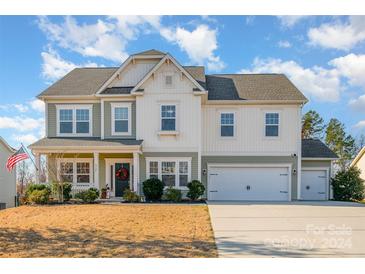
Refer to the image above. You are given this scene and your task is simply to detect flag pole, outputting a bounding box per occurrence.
[21,143,38,171]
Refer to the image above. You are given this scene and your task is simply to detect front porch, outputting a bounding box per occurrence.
[29,138,143,198]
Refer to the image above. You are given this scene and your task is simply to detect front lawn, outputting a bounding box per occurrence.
[0,204,217,258]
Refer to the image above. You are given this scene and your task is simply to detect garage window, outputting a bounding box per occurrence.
[265,112,279,137]
[220,112,234,137]
[146,158,191,188]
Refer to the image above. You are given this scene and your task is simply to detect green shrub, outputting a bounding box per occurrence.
[142,178,164,201]
[187,180,205,201]
[123,189,140,203]
[163,187,182,202]
[27,188,51,204]
[74,188,100,203]
[331,166,365,201]
[25,183,49,197]
[51,181,72,202]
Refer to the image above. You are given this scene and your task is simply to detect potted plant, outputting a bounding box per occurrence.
[101,187,107,199]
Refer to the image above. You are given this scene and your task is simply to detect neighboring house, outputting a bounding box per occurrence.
[29,49,337,201]
[351,146,365,182]
[0,137,16,208]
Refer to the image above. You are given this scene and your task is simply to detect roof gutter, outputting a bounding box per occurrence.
[205,99,307,105]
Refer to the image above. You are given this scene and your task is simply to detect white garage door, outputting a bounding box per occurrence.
[301,169,328,200]
[208,166,290,201]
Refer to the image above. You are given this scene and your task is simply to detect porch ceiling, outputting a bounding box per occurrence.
[29,137,143,153]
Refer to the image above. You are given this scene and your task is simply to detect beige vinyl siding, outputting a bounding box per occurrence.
[0,144,16,208]
[103,101,136,139]
[202,105,300,154]
[47,103,101,137]
[201,155,298,200]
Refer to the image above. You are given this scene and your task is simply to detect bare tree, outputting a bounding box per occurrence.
[16,160,34,195]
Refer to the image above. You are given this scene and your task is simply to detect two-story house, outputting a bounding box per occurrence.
[29,49,337,201]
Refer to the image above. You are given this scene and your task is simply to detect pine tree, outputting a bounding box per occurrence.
[301,110,325,139]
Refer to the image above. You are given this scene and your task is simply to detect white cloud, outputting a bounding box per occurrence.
[161,24,225,71]
[29,99,45,113]
[354,120,365,129]
[41,48,98,81]
[38,16,161,63]
[329,53,365,87]
[0,116,44,132]
[240,57,341,102]
[349,95,365,112]
[277,16,308,28]
[0,104,28,113]
[278,40,292,48]
[12,134,38,145]
[308,16,365,50]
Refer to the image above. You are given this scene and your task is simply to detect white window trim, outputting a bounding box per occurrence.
[159,103,178,133]
[56,104,93,137]
[264,111,280,138]
[57,158,94,186]
[219,111,236,138]
[111,102,132,136]
[146,157,191,189]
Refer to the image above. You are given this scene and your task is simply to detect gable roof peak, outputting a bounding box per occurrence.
[132,49,166,56]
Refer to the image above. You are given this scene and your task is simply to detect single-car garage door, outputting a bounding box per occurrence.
[208,165,290,201]
[301,169,328,200]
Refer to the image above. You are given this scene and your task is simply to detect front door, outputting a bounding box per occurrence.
[114,163,130,197]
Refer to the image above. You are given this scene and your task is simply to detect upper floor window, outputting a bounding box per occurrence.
[111,103,131,136]
[220,112,234,137]
[265,112,279,137]
[161,105,176,131]
[57,105,92,136]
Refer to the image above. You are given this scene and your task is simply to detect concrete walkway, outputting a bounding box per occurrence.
[208,201,365,257]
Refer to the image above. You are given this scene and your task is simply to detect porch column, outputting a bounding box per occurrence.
[94,152,99,189]
[35,153,40,184]
[133,152,140,194]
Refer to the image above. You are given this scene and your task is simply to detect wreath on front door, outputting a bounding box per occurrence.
[116,167,129,181]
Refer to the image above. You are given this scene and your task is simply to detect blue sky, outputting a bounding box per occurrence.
[0,15,365,148]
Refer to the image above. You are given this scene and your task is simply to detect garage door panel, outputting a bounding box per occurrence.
[301,170,327,200]
[208,166,290,201]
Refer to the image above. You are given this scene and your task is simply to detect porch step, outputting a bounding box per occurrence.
[97,197,124,203]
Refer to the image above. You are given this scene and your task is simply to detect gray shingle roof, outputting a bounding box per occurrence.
[183,66,206,89]
[302,139,338,159]
[29,137,143,148]
[101,87,134,95]
[38,68,118,97]
[206,74,307,101]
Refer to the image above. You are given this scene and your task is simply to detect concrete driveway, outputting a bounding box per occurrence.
[208,201,365,257]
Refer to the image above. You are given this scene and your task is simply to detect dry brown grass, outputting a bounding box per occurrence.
[0,204,217,258]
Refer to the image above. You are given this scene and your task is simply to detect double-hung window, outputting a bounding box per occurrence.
[111,103,131,135]
[57,105,92,136]
[265,112,279,137]
[220,112,234,137]
[58,159,93,185]
[161,105,176,131]
[147,158,191,188]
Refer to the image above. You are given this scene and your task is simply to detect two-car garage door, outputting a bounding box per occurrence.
[208,166,290,201]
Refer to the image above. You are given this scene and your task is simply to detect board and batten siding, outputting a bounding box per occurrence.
[201,155,298,200]
[108,59,159,87]
[103,101,136,139]
[0,143,16,208]
[202,105,300,154]
[136,62,201,151]
[47,103,101,137]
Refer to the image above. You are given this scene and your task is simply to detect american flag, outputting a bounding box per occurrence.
[6,147,29,172]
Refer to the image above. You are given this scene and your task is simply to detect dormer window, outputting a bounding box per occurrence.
[165,75,173,86]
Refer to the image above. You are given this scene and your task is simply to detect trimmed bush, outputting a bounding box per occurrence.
[123,189,140,203]
[27,188,51,204]
[331,166,365,201]
[142,178,164,202]
[25,183,49,197]
[74,188,100,203]
[163,187,182,202]
[187,180,205,201]
[51,181,72,202]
